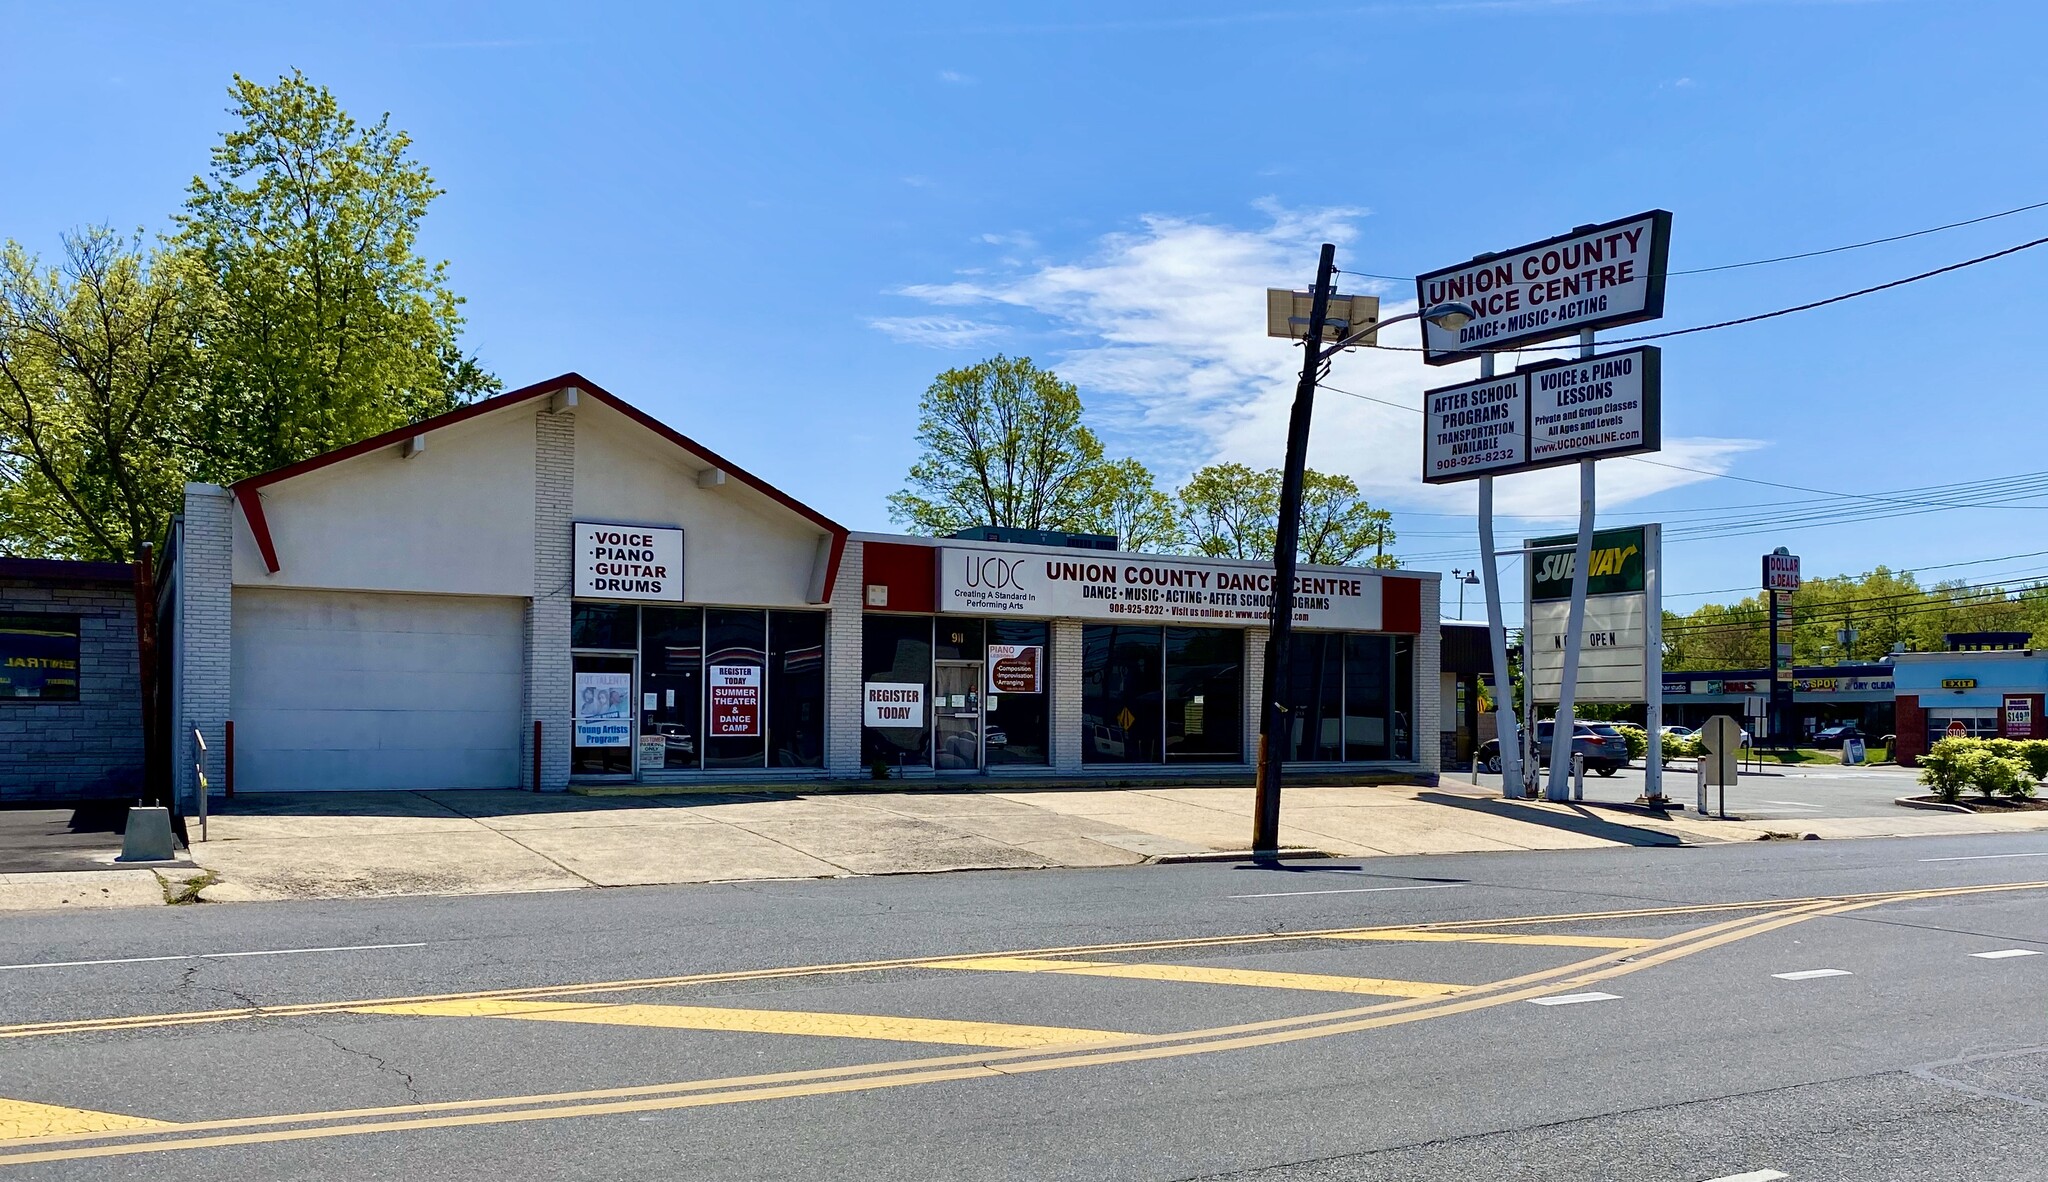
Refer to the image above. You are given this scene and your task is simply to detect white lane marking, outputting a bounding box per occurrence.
[1919,851,2048,862]
[1701,1171,1789,1182]
[1527,991,1621,1006]
[1760,800,1823,809]
[1228,883,1470,900]
[0,943,428,971]
[1971,949,2044,959]
[1773,968,1852,981]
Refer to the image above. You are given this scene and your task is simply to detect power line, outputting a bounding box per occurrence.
[1332,196,2048,284]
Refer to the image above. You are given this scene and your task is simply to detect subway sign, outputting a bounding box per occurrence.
[1528,527,1645,602]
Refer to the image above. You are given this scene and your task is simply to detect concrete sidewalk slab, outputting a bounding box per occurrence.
[507,825,841,886]
[0,869,167,910]
[194,830,589,900]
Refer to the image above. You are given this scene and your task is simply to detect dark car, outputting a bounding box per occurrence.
[1475,722,1627,776]
[1812,724,1865,750]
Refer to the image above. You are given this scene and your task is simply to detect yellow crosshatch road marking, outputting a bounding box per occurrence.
[929,956,1467,997]
[348,998,1136,1049]
[0,1099,170,1141]
[1326,929,1653,949]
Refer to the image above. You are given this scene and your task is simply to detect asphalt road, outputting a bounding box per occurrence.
[2,832,2045,1181]
[1467,760,1926,819]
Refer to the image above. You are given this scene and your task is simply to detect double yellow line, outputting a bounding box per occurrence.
[0,880,2038,1167]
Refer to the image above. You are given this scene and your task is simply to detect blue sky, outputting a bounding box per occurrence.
[6,0,2047,615]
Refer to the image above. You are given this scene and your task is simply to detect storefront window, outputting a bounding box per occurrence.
[639,607,703,772]
[1280,633,1344,761]
[571,653,635,775]
[704,609,767,768]
[770,611,826,768]
[1165,627,1243,763]
[986,620,1050,766]
[571,603,636,650]
[863,615,933,770]
[1082,626,1165,764]
[0,614,80,700]
[1272,631,1416,763]
[1928,708,1999,746]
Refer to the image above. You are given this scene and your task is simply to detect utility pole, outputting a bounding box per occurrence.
[1253,242,1336,857]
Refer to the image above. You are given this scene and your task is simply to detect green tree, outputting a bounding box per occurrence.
[888,355,1110,535]
[177,70,495,483]
[0,228,208,560]
[1175,463,1395,566]
[1069,457,1183,552]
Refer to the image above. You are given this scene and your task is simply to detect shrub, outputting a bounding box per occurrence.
[1611,724,1649,761]
[1972,753,2035,802]
[2019,740,2048,782]
[1918,738,1978,804]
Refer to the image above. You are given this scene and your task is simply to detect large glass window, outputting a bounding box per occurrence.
[986,620,1050,767]
[863,615,933,770]
[1272,631,1417,763]
[638,607,703,772]
[1927,707,1999,746]
[0,615,80,701]
[1165,627,1244,763]
[571,603,636,650]
[1280,633,1344,761]
[1081,626,1165,765]
[770,611,826,768]
[704,608,767,768]
[571,653,635,775]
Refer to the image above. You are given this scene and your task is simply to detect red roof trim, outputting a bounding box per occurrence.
[227,372,849,593]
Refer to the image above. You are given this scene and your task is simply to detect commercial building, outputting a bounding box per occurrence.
[167,374,1441,798]
[1660,664,1896,737]
[1892,644,2047,766]
[0,557,145,802]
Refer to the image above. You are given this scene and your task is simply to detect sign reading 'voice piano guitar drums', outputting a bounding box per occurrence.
[1416,210,1672,366]
[574,522,684,601]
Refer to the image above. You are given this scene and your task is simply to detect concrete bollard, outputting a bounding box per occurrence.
[1571,752,1585,801]
[117,806,178,862]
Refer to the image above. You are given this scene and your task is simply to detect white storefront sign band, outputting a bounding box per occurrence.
[1416,210,1672,366]
[574,522,684,601]
[935,548,1385,631]
[1421,347,1661,484]
[863,682,925,728]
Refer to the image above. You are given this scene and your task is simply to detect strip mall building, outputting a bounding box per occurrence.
[167,375,1442,798]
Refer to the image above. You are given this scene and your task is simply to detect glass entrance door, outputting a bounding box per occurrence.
[571,654,636,776]
[933,660,983,771]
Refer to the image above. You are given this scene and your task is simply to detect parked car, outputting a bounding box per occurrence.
[1660,724,1694,739]
[1474,722,1627,776]
[1812,724,1865,750]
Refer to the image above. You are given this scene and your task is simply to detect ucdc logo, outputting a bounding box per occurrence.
[966,557,1026,589]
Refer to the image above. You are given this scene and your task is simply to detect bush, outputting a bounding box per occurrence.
[2020,740,2048,782]
[1610,724,1650,761]
[1972,753,2035,801]
[1918,737,1978,804]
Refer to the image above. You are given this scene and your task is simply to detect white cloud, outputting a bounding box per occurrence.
[888,201,1764,514]
[868,316,1007,349]
[938,69,974,84]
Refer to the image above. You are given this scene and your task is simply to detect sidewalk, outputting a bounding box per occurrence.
[3,779,2046,911]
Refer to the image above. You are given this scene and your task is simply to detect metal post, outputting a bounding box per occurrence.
[224,719,235,800]
[1521,548,1537,797]
[1572,751,1585,801]
[1477,353,1522,801]
[1642,524,1665,803]
[1547,328,1599,801]
[532,720,544,792]
[1254,242,1337,856]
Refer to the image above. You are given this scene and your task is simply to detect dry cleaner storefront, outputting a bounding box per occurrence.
[169,374,1440,796]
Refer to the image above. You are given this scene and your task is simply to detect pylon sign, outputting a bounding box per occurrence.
[1422,347,1661,484]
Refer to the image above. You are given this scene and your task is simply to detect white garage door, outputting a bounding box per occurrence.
[232,588,525,791]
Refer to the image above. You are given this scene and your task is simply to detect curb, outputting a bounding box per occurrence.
[1149,849,1342,865]
[1895,796,1977,814]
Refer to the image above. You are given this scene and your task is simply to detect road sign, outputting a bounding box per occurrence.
[1700,716,1742,787]
[1416,210,1673,365]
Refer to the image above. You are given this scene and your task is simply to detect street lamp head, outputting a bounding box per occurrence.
[1422,301,1477,332]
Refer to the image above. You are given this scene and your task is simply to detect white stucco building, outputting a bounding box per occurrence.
[167,374,1441,796]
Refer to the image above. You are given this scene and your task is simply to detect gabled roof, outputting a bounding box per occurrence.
[228,372,849,597]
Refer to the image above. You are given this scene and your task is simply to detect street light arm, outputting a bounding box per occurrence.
[1323,301,1477,354]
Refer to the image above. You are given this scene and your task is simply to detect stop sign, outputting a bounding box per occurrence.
[1947,720,1969,739]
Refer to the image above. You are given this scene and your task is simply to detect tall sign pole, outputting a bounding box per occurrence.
[1764,549,1801,746]
[1253,242,1336,856]
[1476,352,1521,799]
[1546,329,1599,802]
[1642,524,1665,803]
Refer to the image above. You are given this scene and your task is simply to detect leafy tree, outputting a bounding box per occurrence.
[1070,457,1182,552]
[888,355,1109,535]
[177,70,495,483]
[0,229,208,560]
[1175,463,1396,566]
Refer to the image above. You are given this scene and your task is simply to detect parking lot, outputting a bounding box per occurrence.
[1461,759,1927,820]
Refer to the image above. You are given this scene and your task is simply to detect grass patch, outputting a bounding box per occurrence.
[153,869,218,905]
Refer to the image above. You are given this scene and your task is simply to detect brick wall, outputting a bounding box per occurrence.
[0,576,143,801]
[1414,579,1442,778]
[176,483,234,806]
[1243,626,1268,768]
[1894,694,1926,767]
[529,405,576,790]
[826,540,866,777]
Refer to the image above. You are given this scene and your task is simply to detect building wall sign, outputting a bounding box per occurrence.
[1943,678,1979,690]
[574,523,684,601]
[1416,210,1673,366]
[934,548,1386,631]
